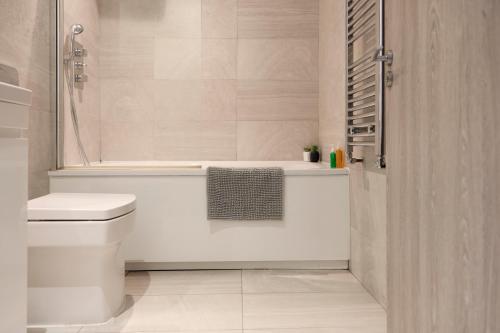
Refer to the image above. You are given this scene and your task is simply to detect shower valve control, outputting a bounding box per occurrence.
[73,48,88,57]
[74,74,88,83]
[74,62,87,69]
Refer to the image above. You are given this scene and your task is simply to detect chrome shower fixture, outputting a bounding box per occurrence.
[71,24,84,35]
[64,23,90,166]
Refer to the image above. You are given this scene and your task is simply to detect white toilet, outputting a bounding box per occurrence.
[27,193,136,326]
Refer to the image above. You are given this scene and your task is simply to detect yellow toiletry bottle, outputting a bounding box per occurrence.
[335,147,344,168]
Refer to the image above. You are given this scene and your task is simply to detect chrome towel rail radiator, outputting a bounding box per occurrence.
[345,0,391,168]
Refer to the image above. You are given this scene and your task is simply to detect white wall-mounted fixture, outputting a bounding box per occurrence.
[27,193,136,326]
[0,81,32,333]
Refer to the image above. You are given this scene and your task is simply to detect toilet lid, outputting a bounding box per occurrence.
[28,193,136,221]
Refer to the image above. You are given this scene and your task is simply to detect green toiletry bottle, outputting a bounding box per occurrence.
[330,148,336,168]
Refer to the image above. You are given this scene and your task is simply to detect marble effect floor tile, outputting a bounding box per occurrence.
[27,328,81,333]
[126,270,242,295]
[243,328,385,333]
[243,292,386,330]
[242,270,367,294]
[80,294,242,332]
[30,270,386,333]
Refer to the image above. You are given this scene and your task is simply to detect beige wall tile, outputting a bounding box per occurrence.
[64,0,100,36]
[237,81,318,121]
[237,121,318,160]
[202,39,237,79]
[238,39,318,80]
[153,145,237,161]
[154,38,201,79]
[101,121,154,161]
[93,0,322,163]
[238,0,319,38]
[101,36,154,79]
[202,80,237,120]
[64,3,101,167]
[118,0,163,37]
[97,0,120,38]
[316,0,387,310]
[154,120,236,147]
[0,0,55,196]
[345,153,388,309]
[202,0,237,38]
[153,80,202,121]
[156,0,201,38]
[101,79,155,122]
[64,112,101,165]
[350,228,387,309]
[318,0,345,157]
[24,65,51,114]
[28,110,53,197]
[153,121,237,160]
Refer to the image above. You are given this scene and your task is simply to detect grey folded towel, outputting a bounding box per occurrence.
[207,167,284,220]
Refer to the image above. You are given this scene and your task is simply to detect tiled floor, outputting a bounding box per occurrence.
[29,270,387,333]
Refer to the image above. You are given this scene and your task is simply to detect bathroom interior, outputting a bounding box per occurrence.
[0,0,498,332]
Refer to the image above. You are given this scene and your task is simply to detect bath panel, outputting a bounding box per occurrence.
[49,161,350,269]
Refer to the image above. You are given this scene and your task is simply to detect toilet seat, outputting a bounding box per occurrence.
[28,192,136,221]
[28,193,136,247]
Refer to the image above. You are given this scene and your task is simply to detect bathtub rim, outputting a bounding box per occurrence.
[49,161,350,177]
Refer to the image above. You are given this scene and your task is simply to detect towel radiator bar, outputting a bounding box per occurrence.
[346,0,389,168]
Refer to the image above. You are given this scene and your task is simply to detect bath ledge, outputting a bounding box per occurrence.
[48,161,350,177]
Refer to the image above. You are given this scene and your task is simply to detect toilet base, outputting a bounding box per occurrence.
[28,243,125,326]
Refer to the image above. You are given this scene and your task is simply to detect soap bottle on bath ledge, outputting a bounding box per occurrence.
[330,147,336,168]
[335,146,345,168]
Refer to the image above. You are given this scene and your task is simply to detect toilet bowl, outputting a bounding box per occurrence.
[27,193,136,326]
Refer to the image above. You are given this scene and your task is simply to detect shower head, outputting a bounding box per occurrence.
[71,24,84,35]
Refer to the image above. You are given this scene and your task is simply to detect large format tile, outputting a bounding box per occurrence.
[153,80,202,121]
[202,39,237,79]
[242,270,367,294]
[238,39,318,81]
[27,328,81,333]
[126,270,242,295]
[154,38,201,79]
[202,80,237,120]
[153,120,237,160]
[243,293,386,330]
[118,0,163,37]
[100,36,155,79]
[63,111,100,164]
[64,0,100,36]
[202,0,238,38]
[101,121,154,161]
[243,328,385,333]
[318,0,346,160]
[80,294,242,332]
[238,0,319,38]
[101,79,155,122]
[237,81,318,121]
[156,0,202,38]
[237,121,318,160]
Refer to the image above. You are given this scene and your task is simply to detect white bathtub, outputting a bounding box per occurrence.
[49,161,350,270]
